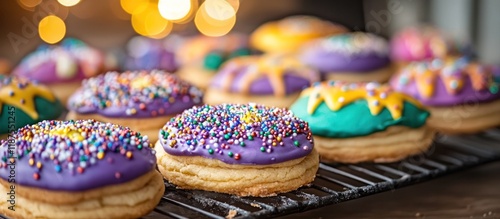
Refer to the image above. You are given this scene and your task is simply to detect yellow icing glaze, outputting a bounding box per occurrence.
[398,59,494,98]
[0,78,56,119]
[131,76,153,90]
[301,82,423,120]
[250,16,348,52]
[221,54,318,96]
[49,127,84,142]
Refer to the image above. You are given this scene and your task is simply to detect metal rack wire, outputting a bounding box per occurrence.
[1,130,499,219]
[146,129,500,219]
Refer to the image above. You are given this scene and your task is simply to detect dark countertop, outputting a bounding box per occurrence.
[281,161,500,219]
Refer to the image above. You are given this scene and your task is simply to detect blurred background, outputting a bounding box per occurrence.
[0,0,499,66]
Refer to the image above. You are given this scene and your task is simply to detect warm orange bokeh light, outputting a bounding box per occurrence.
[39,15,66,44]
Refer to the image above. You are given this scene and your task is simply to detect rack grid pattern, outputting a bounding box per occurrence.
[2,130,499,219]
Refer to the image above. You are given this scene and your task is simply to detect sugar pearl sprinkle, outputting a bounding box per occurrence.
[69,70,203,116]
[321,32,389,56]
[0,120,153,181]
[160,104,313,162]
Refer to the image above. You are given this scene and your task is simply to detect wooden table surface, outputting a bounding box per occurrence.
[281,161,500,219]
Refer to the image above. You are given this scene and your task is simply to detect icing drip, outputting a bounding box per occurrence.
[219,54,318,96]
[301,81,423,120]
[0,76,56,119]
[396,58,499,98]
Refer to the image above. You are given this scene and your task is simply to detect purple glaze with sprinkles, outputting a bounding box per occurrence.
[0,120,156,191]
[159,103,314,165]
[300,32,390,73]
[67,70,203,118]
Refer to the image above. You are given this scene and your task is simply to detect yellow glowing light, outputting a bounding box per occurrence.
[110,0,130,20]
[195,2,236,37]
[170,0,198,24]
[227,0,240,12]
[132,3,171,38]
[57,0,80,7]
[149,23,173,39]
[18,0,41,8]
[204,0,236,21]
[158,0,191,21]
[38,15,66,44]
[121,0,148,14]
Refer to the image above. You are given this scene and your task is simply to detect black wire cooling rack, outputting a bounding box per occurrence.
[2,129,500,219]
[145,129,500,219]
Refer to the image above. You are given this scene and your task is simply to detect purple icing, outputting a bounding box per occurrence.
[13,39,103,84]
[67,70,203,118]
[300,32,390,73]
[0,120,156,191]
[390,75,500,106]
[159,104,314,165]
[209,57,317,95]
[125,37,178,72]
[301,50,390,72]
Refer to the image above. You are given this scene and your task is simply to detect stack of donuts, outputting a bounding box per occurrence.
[1,15,498,219]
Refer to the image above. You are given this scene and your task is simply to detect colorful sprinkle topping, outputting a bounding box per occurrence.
[301,81,423,119]
[0,120,154,182]
[159,104,314,165]
[396,58,499,98]
[68,70,203,117]
[0,76,56,119]
[321,32,389,56]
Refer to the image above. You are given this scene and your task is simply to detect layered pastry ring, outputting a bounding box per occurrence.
[291,81,434,163]
[67,70,203,141]
[0,76,64,139]
[391,58,500,134]
[155,104,319,197]
[204,54,319,108]
[0,120,164,219]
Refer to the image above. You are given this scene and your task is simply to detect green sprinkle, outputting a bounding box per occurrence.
[224,134,230,139]
[240,142,245,147]
[248,136,254,140]
[260,147,266,152]
[490,84,499,94]
[294,141,299,147]
[228,152,234,157]
[208,149,214,154]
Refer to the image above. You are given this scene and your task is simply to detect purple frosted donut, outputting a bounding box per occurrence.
[125,36,178,72]
[390,58,500,107]
[13,38,104,84]
[0,120,156,191]
[68,70,203,118]
[300,32,390,73]
[67,70,203,141]
[159,103,314,164]
[205,54,319,107]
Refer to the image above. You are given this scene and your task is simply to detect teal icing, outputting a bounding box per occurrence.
[290,96,430,138]
[0,97,64,134]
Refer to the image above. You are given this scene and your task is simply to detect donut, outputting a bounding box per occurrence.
[177,34,252,90]
[300,32,393,82]
[125,36,178,72]
[290,81,434,163]
[0,120,164,219]
[0,75,64,139]
[13,38,105,104]
[390,58,500,134]
[155,103,319,196]
[250,15,348,53]
[204,53,319,108]
[66,70,203,142]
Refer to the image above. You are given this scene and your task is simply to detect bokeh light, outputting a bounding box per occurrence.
[204,0,236,21]
[120,0,148,14]
[131,2,172,38]
[18,0,42,8]
[57,0,80,7]
[158,0,191,21]
[38,15,66,44]
[195,1,236,37]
